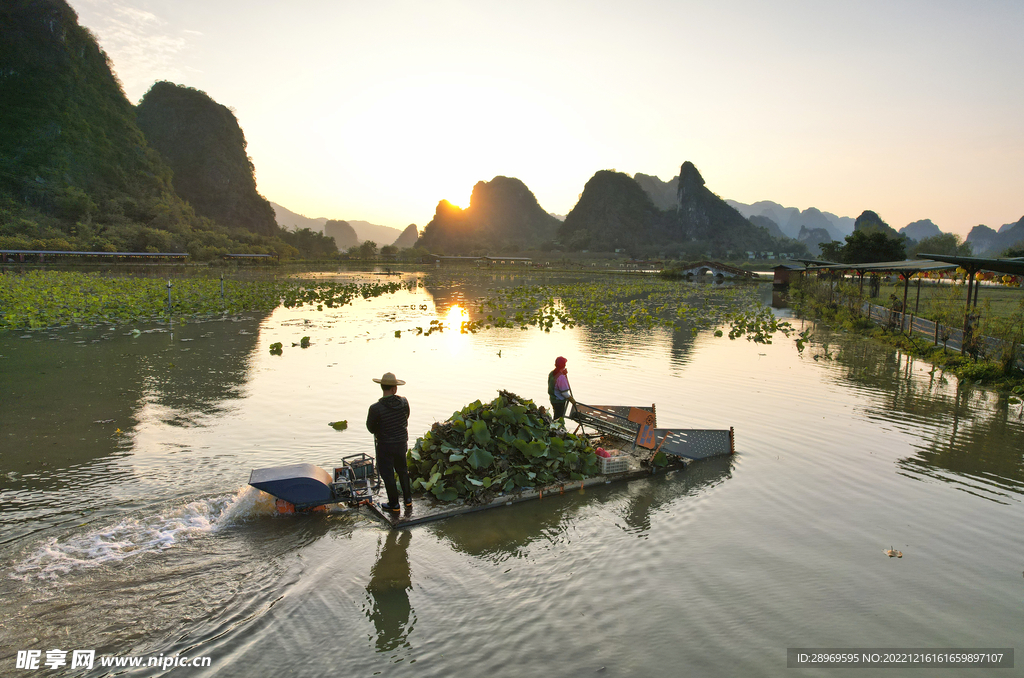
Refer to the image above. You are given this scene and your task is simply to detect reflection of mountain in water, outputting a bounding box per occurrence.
[418,275,475,318]
[431,458,733,559]
[571,323,699,372]
[0,316,262,477]
[418,270,563,319]
[139,317,262,416]
[812,331,1024,502]
[667,326,701,367]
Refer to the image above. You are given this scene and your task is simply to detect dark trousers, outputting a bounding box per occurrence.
[551,399,568,419]
[376,440,411,506]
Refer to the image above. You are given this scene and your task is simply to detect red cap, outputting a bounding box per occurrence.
[555,356,567,368]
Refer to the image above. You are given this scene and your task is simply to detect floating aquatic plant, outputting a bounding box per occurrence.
[408,276,791,341]
[0,271,405,329]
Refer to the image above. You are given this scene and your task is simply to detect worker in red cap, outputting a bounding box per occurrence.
[547,356,575,420]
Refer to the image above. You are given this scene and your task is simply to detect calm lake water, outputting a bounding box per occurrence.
[1,270,1022,677]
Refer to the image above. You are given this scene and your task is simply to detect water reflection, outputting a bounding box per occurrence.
[432,458,734,558]
[430,497,574,560]
[419,274,473,319]
[0,318,259,450]
[0,317,262,538]
[4,269,1022,676]
[809,329,1024,502]
[618,456,733,534]
[899,381,1024,503]
[365,530,415,653]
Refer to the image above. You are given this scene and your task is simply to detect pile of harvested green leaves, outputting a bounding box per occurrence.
[406,391,599,504]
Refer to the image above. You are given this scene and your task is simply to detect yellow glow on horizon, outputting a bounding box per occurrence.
[69,1,1024,239]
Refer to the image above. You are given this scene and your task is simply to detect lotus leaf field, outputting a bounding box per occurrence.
[464,278,793,343]
[0,270,408,329]
[1,270,792,346]
[407,391,605,504]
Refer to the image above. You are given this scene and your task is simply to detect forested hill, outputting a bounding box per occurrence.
[416,176,560,254]
[0,0,344,259]
[558,163,789,257]
[0,0,181,235]
[135,82,278,236]
[559,170,660,251]
[323,219,357,250]
[393,224,419,249]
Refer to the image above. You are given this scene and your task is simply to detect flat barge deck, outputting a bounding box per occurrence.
[249,402,735,529]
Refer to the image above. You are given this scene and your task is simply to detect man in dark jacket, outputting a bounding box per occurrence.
[366,372,412,513]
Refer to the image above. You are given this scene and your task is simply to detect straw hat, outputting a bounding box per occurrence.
[373,372,406,386]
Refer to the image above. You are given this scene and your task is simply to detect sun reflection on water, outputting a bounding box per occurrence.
[442,303,470,354]
[444,304,470,327]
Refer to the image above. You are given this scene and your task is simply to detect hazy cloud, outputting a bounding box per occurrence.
[74,0,195,101]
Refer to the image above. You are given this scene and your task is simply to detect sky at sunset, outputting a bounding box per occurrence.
[69,0,1023,238]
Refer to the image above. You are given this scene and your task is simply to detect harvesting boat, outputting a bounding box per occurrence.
[248,402,734,528]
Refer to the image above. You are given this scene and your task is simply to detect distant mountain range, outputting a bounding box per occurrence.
[270,202,407,246]
[899,219,942,241]
[14,1,1014,264]
[634,171,1024,257]
[724,200,854,242]
[634,173,852,242]
[269,202,327,233]
[555,163,783,257]
[966,218,1024,256]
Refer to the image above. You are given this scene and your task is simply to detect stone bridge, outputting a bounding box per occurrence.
[677,261,758,279]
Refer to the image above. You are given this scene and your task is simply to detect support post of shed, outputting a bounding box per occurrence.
[961,269,976,355]
[901,273,910,333]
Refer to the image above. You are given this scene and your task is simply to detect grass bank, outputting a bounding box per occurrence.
[789,274,1024,394]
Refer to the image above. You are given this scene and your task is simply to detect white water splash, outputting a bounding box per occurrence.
[12,486,277,581]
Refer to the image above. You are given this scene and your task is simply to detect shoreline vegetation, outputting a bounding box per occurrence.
[790,273,1024,395]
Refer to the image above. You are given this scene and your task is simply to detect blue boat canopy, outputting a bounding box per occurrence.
[249,463,334,508]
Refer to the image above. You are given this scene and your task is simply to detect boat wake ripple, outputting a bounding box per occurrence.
[11,486,276,581]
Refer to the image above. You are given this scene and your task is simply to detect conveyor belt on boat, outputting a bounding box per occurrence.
[567,403,735,460]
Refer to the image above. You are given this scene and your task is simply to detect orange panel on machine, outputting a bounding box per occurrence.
[628,407,657,449]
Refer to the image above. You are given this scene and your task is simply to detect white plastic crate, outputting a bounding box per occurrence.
[597,455,629,474]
